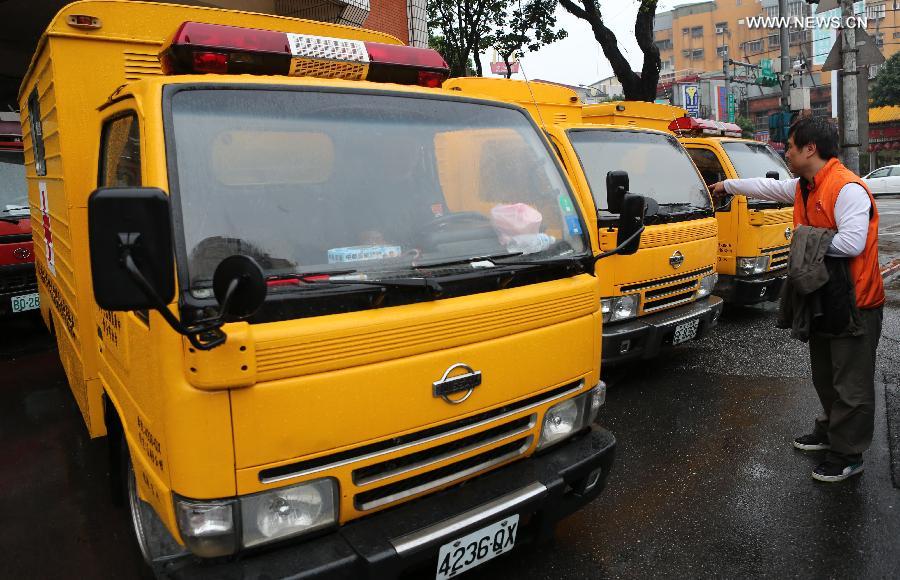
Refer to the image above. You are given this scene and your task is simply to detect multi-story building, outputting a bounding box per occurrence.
[654,1,814,83]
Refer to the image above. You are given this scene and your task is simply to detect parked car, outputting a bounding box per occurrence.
[863,165,900,196]
[0,117,39,318]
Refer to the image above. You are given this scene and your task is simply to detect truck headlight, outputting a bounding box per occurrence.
[175,478,338,557]
[241,478,337,548]
[537,383,606,450]
[697,273,719,298]
[175,498,239,558]
[600,294,639,323]
[735,256,770,276]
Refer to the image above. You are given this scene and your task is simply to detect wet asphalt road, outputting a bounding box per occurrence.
[876,196,900,265]
[2,222,900,578]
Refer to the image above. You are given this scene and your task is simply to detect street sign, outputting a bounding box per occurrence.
[822,28,885,72]
[727,93,735,123]
[682,84,700,117]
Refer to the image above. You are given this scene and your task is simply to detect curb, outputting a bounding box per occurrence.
[883,258,900,280]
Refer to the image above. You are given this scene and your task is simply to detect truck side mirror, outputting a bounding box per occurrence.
[606,170,629,214]
[213,255,266,322]
[615,193,651,256]
[766,171,780,179]
[88,187,174,311]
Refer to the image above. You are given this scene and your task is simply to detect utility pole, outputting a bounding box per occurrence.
[723,49,732,122]
[779,0,791,109]
[840,0,860,173]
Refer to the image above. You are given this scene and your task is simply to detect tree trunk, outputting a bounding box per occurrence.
[503,55,513,79]
[560,0,661,102]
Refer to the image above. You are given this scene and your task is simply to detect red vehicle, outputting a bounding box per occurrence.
[0,118,38,317]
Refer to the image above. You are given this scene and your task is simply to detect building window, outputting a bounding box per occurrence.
[754,113,768,131]
[655,38,673,51]
[745,40,763,54]
[717,45,729,57]
[682,27,690,35]
[765,6,777,17]
[894,31,900,39]
[789,1,804,17]
[769,34,780,48]
[716,22,728,34]
[692,49,704,59]
[869,63,886,79]
[875,32,885,48]
[691,26,703,38]
[866,3,886,20]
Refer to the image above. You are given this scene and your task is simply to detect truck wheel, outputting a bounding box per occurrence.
[124,442,187,566]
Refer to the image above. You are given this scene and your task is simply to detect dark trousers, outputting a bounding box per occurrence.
[810,307,883,464]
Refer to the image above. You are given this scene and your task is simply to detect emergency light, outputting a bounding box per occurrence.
[160,22,450,88]
[668,116,743,138]
[0,135,22,152]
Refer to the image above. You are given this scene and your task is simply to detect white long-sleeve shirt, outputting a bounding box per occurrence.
[723,177,871,257]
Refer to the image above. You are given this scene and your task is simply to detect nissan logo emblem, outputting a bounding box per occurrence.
[669,250,685,269]
[433,363,482,404]
[13,247,31,261]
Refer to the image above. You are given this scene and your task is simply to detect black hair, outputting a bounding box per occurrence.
[788,116,839,160]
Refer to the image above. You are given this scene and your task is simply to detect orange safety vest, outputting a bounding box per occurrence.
[793,157,885,309]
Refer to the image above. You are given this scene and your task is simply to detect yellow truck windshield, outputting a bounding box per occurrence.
[168,88,588,294]
[721,141,791,180]
[567,129,711,216]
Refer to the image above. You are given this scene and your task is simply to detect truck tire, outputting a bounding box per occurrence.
[124,440,188,566]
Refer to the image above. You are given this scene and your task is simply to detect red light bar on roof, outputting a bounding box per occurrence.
[669,116,742,138]
[160,22,450,88]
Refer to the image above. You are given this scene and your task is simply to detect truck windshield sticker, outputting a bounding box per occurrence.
[38,180,54,275]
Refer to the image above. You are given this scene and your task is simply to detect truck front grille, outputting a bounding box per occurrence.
[257,381,583,513]
[763,244,791,271]
[0,267,36,293]
[354,432,534,511]
[620,267,712,315]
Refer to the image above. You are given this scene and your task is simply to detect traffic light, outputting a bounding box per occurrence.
[757,59,779,87]
[768,110,794,143]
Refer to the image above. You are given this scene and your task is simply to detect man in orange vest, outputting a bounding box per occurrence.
[711,116,884,482]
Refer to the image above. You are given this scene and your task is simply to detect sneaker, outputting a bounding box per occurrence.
[811,460,864,482]
[792,433,830,451]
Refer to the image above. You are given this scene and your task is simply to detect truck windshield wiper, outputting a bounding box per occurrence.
[412,252,523,270]
[268,271,443,295]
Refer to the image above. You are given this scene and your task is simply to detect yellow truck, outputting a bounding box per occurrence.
[668,117,793,305]
[20,1,655,576]
[445,81,723,366]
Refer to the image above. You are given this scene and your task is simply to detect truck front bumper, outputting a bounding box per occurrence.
[165,427,616,580]
[0,263,38,316]
[601,295,724,365]
[714,272,785,305]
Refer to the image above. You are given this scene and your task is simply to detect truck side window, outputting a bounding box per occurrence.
[686,148,726,186]
[27,88,46,176]
[99,114,141,187]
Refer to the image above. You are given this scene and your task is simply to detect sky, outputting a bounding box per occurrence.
[477,0,700,87]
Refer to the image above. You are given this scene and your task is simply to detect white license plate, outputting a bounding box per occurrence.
[672,318,700,345]
[10,292,40,313]
[435,515,519,579]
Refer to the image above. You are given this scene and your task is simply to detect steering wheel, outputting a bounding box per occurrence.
[424,211,491,230]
